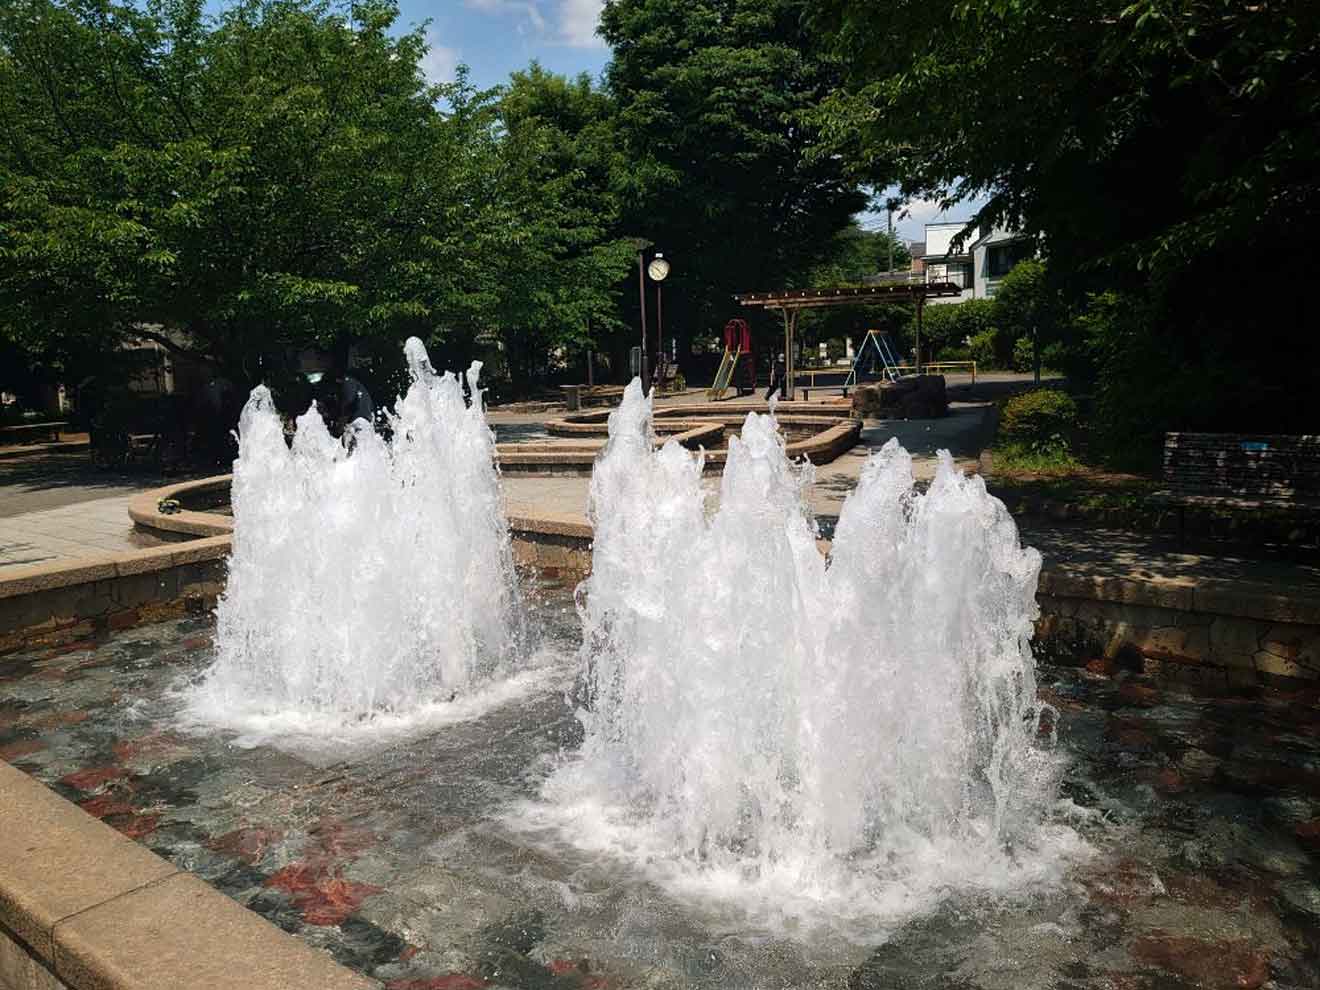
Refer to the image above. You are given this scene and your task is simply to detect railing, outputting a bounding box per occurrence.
[869,269,973,290]
[890,361,978,383]
[867,271,925,285]
[794,364,853,382]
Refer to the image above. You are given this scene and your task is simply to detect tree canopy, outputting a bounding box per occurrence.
[599,0,869,359]
[0,0,637,396]
[813,0,1320,442]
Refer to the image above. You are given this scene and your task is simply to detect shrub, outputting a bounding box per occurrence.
[968,329,998,368]
[921,298,996,361]
[1012,336,1034,372]
[999,388,1078,456]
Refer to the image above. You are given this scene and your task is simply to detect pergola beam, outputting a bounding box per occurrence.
[734,282,963,398]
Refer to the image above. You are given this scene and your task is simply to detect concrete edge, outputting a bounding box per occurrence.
[0,536,233,602]
[127,477,235,538]
[0,761,376,990]
[786,419,864,465]
[0,440,90,461]
[11,466,1318,627]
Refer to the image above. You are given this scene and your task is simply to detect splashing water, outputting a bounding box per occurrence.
[532,380,1077,934]
[186,338,523,740]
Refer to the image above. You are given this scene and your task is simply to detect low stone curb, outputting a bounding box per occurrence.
[126,478,234,538]
[0,760,377,990]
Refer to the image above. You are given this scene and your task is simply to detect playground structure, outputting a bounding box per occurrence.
[707,319,755,400]
[847,329,907,386]
[734,282,963,400]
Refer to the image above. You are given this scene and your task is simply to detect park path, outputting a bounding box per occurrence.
[0,448,184,566]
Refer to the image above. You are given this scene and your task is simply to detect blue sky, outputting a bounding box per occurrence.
[401,0,610,91]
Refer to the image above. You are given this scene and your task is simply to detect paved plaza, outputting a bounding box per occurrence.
[4,378,1319,602]
[0,446,189,566]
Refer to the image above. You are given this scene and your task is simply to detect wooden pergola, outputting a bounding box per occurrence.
[734,279,963,399]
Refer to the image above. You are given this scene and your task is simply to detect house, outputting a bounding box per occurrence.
[915,223,975,304]
[910,222,1035,305]
[970,226,1034,300]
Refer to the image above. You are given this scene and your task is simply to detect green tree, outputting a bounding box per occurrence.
[919,298,995,363]
[813,0,1320,442]
[991,261,1063,381]
[0,1,635,400]
[599,0,868,365]
[0,0,453,389]
[493,65,637,391]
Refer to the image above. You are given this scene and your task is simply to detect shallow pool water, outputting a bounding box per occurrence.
[2,602,1319,989]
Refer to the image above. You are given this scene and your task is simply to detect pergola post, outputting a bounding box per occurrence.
[780,307,798,401]
[915,296,924,375]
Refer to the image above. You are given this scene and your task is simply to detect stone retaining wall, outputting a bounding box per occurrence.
[1034,568,1319,684]
[0,762,373,990]
[0,539,230,656]
[7,478,1319,688]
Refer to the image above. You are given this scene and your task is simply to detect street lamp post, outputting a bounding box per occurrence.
[647,253,671,390]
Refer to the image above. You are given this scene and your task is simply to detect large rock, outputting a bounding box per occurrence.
[851,375,947,419]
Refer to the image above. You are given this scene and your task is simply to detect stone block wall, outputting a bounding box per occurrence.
[1033,570,1319,686]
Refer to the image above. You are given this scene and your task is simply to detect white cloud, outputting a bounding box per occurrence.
[862,187,988,243]
[558,0,605,48]
[465,0,547,33]
[421,33,460,84]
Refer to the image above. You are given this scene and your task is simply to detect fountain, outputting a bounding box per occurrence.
[16,365,1320,986]
[184,338,529,743]
[533,381,1073,933]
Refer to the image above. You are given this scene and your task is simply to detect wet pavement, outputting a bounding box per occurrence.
[2,604,1319,989]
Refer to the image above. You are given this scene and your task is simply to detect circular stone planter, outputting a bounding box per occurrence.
[505,401,862,475]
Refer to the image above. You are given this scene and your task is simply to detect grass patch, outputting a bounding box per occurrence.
[989,442,1080,476]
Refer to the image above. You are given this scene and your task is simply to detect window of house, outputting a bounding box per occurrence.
[987,241,1031,278]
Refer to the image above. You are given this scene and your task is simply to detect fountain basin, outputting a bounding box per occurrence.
[496,402,862,474]
[2,611,1319,988]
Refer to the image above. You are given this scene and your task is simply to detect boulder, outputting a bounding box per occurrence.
[850,374,948,420]
[850,384,884,417]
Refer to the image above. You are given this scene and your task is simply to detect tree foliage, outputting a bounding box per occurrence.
[600,0,868,358]
[920,298,995,362]
[0,0,634,396]
[813,0,1320,443]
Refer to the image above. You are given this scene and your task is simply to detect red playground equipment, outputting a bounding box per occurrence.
[708,318,755,399]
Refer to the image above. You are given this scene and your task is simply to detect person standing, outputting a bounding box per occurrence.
[765,352,787,400]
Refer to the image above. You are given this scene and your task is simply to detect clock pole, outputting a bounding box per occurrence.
[637,248,649,394]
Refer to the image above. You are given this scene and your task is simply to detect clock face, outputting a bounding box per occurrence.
[647,257,671,281]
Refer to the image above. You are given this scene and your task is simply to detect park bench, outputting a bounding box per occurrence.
[1159,432,1320,544]
[0,420,66,445]
[561,385,625,411]
[799,385,850,401]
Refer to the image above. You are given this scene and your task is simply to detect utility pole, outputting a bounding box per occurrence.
[885,196,902,273]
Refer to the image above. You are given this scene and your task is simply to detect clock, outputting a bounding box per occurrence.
[647,255,671,281]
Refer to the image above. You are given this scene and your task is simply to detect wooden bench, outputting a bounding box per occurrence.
[560,385,625,411]
[1159,432,1320,544]
[0,420,66,445]
[800,385,850,401]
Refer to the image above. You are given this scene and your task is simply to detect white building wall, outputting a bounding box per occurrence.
[923,222,965,259]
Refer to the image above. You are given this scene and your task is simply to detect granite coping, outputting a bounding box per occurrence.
[557,400,852,425]
[8,472,1320,630]
[126,480,234,538]
[0,762,375,990]
[549,413,851,435]
[0,537,232,601]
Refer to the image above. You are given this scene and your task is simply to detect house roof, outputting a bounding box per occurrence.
[968,226,1031,251]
